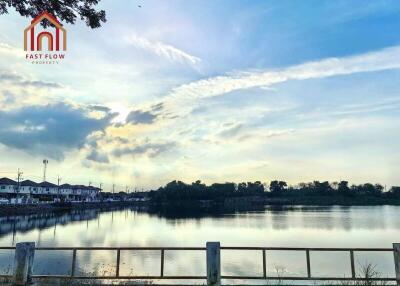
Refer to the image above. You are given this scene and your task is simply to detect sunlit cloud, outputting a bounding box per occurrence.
[168,45,400,101]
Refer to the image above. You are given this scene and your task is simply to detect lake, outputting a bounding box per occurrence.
[0,205,398,283]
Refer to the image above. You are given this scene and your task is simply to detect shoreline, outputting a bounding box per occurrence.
[0,201,148,216]
[1,195,400,216]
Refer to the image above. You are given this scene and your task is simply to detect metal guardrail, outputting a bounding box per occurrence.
[1,243,400,285]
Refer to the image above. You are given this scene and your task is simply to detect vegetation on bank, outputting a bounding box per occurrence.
[149,180,400,205]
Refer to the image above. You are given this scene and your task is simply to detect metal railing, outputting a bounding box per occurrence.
[35,246,207,280]
[2,242,400,285]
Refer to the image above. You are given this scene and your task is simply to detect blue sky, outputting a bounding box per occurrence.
[0,0,400,191]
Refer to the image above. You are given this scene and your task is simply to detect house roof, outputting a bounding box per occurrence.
[72,185,86,190]
[20,180,38,187]
[0,177,17,185]
[0,177,100,191]
[60,183,73,188]
[71,185,100,191]
[38,181,58,188]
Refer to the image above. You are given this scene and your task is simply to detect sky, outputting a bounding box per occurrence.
[0,0,400,191]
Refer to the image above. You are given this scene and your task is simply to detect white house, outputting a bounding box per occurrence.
[38,181,58,195]
[84,186,100,200]
[59,184,74,196]
[0,177,101,201]
[72,185,85,197]
[20,180,39,195]
[0,177,16,194]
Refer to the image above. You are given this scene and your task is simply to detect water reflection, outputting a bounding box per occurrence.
[0,205,398,282]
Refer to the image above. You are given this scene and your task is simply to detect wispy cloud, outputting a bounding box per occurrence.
[168,45,400,101]
[0,42,24,57]
[112,140,175,158]
[125,33,201,65]
[0,71,62,89]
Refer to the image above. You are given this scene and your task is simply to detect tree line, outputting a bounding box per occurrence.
[149,180,264,202]
[149,180,400,202]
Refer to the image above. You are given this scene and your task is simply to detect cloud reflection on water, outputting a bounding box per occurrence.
[0,205,398,280]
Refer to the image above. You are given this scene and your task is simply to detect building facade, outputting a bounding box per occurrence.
[0,177,101,202]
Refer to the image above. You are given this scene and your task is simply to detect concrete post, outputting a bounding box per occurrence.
[394,243,400,286]
[13,242,35,286]
[206,242,221,286]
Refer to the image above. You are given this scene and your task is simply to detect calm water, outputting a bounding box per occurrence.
[0,205,399,283]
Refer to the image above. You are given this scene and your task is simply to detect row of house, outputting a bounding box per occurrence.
[0,177,101,202]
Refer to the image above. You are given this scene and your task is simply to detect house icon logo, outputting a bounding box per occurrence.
[24,11,67,63]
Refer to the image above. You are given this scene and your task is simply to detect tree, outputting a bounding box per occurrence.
[389,186,400,197]
[0,0,106,28]
[338,181,352,196]
[338,181,349,192]
[312,181,332,194]
[269,180,287,193]
[247,181,264,194]
[237,182,247,192]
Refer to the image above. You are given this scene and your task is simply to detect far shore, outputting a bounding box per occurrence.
[0,201,147,216]
[1,195,400,216]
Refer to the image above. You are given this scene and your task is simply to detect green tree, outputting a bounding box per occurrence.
[337,181,352,196]
[312,181,332,194]
[270,180,287,193]
[0,0,106,28]
[389,186,400,197]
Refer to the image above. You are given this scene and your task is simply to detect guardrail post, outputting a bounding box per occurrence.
[393,243,400,286]
[207,242,221,286]
[13,242,35,286]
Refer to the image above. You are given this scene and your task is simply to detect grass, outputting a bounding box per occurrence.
[0,261,394,286]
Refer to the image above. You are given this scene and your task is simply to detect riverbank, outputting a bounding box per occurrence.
[0,201,148,216]
[266,195,400,206]
[151,194,400,208]
[1,195,400,216]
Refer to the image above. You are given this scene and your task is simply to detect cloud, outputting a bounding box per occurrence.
[218,123,243,138]
[0,42,24,57]
[1,90,15,105]
[88,105,111,113]
[0,71,62,89]
[151,102,164,112]
[125,33,201,65]
[126,110,157,124]
[0,103,115,159]
[112,141,175,158]
[237,129,296,142]
[168,45,400,101]
[86,149,110,163]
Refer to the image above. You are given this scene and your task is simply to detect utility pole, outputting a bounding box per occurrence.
[16,169,23,199]
[112,184,115,194]
[98,183,103,201]
[57,175,62,200]
[42,159,49,181]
